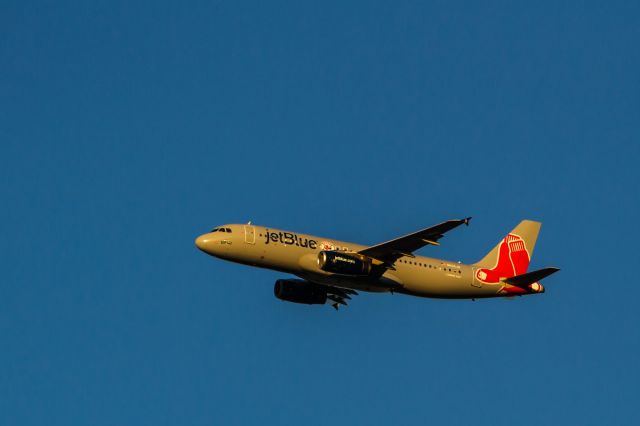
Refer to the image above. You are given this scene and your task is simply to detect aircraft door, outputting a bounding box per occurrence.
[244,225,256,244]
[471,267,483,288]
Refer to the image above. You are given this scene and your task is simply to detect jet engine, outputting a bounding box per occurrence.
[317,251,372,276]
[274,279,327,305]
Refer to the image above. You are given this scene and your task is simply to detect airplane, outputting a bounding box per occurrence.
[195,218,559,310]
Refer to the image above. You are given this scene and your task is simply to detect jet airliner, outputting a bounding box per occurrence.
[195,218,559,309]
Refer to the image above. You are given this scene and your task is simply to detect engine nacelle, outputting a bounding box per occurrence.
[317,251,372,276]
[274,279,327,305]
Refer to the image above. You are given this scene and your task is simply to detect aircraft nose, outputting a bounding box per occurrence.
[195,233,212,252]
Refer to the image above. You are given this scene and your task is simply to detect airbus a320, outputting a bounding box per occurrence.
[195,218,559,310]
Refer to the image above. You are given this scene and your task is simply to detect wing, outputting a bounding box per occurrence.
[358,217,471,264]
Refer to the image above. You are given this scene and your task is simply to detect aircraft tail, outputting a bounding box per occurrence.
[473,220,541,283]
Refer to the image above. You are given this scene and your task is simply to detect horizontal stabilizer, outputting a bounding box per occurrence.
[503,267,560,288]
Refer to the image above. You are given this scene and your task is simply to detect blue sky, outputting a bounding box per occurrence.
[1,1,639,425]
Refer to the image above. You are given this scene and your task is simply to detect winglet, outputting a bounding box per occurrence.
[464,217,472,226]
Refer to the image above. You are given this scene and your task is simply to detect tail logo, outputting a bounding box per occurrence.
[476,234,530,283]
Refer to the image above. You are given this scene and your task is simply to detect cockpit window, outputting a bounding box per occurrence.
[210,227,231,233]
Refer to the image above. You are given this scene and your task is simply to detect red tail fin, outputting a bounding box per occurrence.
[474,221,540,284]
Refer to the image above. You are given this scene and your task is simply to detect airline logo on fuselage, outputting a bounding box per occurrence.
[264,229,318,249]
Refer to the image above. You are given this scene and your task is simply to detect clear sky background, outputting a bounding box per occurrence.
[1,1,639,425]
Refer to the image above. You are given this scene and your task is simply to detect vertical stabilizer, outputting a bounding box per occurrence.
[473,220,541,283]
